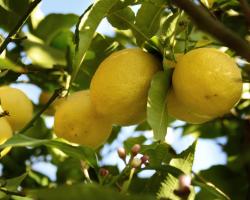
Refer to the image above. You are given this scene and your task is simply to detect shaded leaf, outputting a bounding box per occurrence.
[147,70,172,141]
[157,141,197,200]
[34,14,78,43]
[107,7,135,30]
[22,34,66,68]
[0,57,25,73]
[28,183,155,200]
[134,0,166,46]
[0,134,97,168]
[72,0,119,83]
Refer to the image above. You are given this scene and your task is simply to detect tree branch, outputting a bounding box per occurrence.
[174,0,250,62]
[18,88,63,134]
[239,0,250,27]
[0,0,42,55]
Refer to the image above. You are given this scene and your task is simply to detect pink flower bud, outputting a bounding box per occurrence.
[131,144,141,156]
[99,168,109,177]
[117,147,126,159]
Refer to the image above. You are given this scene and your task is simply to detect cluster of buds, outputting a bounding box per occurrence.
[117,144,149,169]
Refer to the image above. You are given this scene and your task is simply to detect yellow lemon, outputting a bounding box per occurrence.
[0,117,12,144]
[0,117,12,158]
[0,86,33,131]
[54,90,112,149]
[167,89,212,124]
[172,48,242,117]
[39,91,64,116]
[90,48,161,126]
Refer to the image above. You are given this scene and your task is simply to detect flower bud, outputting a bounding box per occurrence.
[131,144,141,157]
[117,147,126,160]
[130,157,142,168]
[99,168,109,177]
[140,154,149,165]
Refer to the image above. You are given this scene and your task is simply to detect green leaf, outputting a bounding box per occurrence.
[194,165,243,200]
[22,34,66,68]
[157,141,197,200]
[0,57,25,73]
[0,134,97,168]
[72,0,119,84]
[28,183,155,200]
[143,143,173,168]
[107,7,135,30]
[3,172,28,192]
[34,14,78,43]
[134,0,166,46]
[147,70,172,141]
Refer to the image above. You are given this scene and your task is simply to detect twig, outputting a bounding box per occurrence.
[174,0,250,62]
[239,0,250,27]
[18,88,63,134]
[0,0,42,54]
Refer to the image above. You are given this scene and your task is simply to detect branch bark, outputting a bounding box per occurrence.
[0,0,42,55]
[239,0,250,27]
[174,0,250,62]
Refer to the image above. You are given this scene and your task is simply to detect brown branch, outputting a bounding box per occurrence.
[174,0,250,62]
[0,0,42,54]
[239,0,250,27]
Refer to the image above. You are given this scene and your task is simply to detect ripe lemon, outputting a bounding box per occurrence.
[172,48,242,117]
[90,48,161,126]
[39,91,64,116]
[0,86,33,131]
[0,117,12,158]
[0,117,12,144]
[167,89,212,124]
[54,90,112,149]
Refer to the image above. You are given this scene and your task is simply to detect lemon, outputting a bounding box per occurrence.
[0,117,12,158]
[0,117,12,144]
[167,89,212,124]
[0,86,33,131]
[172,48,242,117]
[54,90,112,149]
[39,91,64,116]
[90,48,161,126]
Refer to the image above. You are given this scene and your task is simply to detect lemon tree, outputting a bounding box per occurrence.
[0,0,249,200]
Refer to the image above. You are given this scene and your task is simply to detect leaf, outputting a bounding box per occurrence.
[147,70,172,141]
[134,0,166,46]
[28,183,155,200]
[3,172,28,192]
[22,34,66,68]
[143,143,173,168]
[157,141,197,200]
[0,134,97,168]
[194,165,244,200]
[107,7,135,30]
[34,14,78,43]
[72,0,119,84]
[0,57,25,72]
